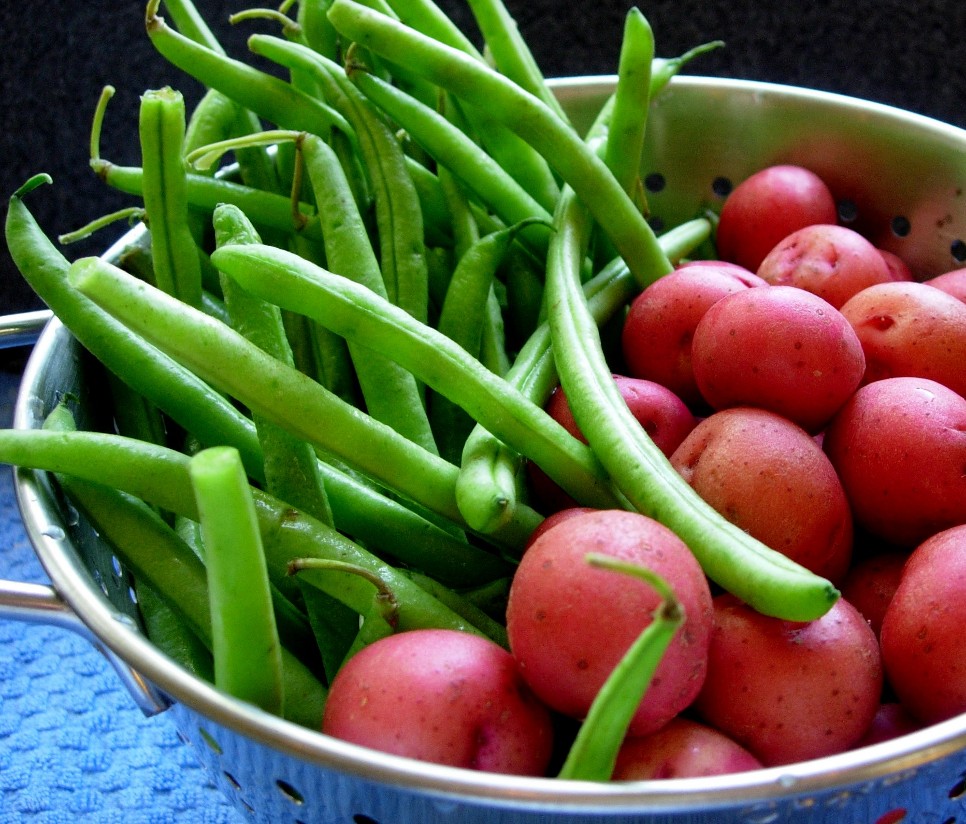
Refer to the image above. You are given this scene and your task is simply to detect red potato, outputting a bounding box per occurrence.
[693,594,883,766]
[621,263,767,408]
[925,267,966,302]
[528,376,697,512]
[715,164,839,272]
[853,702,922,748]
[523,506,595,551]
[880,525,966,725]
[756,223,895,309]
[877,249,914,282]
[506,509,713,737]
[840,551,907,637]
[321,629,554,775]
[838,280,966,398]
[690,285,866,432]
[822,377,966,547]
[611,717,762,780]
[670,407,853,583]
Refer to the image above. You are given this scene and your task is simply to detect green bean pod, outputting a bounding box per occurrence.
[190,446,285,716]
[545,188,839,621]
[325,0,673,288]
[298,134,438,453]
[138,87,204,307]
[205,242,621,513]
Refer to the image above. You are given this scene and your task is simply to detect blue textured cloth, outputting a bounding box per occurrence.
[0,366,241,824]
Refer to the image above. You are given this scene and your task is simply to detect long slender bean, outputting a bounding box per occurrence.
[297,135,438,452]
[68,254,552,540]
[205,242,621,513]
[325,0,673,288]
[138,87,204,308]
[190,446,285,715]
[546,187,838,621]
[213,204,335,525]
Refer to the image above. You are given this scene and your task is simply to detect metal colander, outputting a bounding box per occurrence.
[3,76,966,824]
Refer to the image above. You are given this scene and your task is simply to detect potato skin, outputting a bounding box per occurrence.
[715,165,838,272]
[925,267,966,302]
[612,717,762,780]
[839,280,966,398]
[620,264,766,407]
[321,629,554,775]
[506,509,713,737]
[693,594,883,766]
[756,224,894,309]
[691,285,866,432]
[880,525,966,725]
[822,377,966,547]
[840,551,907,637]
[670,407,853,582]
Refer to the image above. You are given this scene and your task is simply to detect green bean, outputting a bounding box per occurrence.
[160,0,225,52]
[145,0,352,141]
[138,87,204,307]
[298,0,341,60]
[4,176,265,480]
[401,570,508,648]
[545,186,839,621]
[246,35,430,324]
[297,134,438,452]
[205,242,621,514]
[136,580,214,681]
[462,0,569,124]
[604,8,654,200]
[92,161,324,241]
[557,554,683,781]
[431,220,539,462]
[325,0,673,288]
[213,204,335,525]
[344,64,554,256]
[67,255,541,538]
[190,446,285,715]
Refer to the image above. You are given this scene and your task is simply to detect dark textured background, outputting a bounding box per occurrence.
[1,0,964,312]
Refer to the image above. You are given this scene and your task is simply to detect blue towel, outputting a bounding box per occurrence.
[0,368,240,824]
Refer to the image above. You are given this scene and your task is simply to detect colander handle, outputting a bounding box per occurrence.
[0,309,53,349]
[0,578,171,717]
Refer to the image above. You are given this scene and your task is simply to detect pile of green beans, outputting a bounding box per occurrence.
[2,0,839,780]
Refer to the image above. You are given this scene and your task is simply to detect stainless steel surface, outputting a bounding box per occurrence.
[5,76,966,823]
[0,309,53,349]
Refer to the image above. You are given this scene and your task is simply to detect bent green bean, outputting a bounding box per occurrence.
[545,187,839,621]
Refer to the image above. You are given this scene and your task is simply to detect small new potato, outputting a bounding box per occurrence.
[506,509,713,737]
[756,223,894,309]
[715,164,839,272]
[691,285,866,432]
[620,263,766,407]
[321,629,554,775]
[880,525,966,725]
[612,717,762,780]
[693,594,883,766]
[839,280,966,398]
[670,407,853,582]
[925,267,966,302]
[823,377,966,547]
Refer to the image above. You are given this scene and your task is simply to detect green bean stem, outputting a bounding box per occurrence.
[325,0,673,288]
[190,446,285,716]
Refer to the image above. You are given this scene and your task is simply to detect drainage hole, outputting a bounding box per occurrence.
[951,239,966,263]
[891,215,912,237]
[644,172,666,193]
[711,176,732,197]
[353,815,382,824]
[837,198,858,223]
[276,779,305,805]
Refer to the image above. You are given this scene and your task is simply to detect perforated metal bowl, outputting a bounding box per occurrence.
[4,76,966,824]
